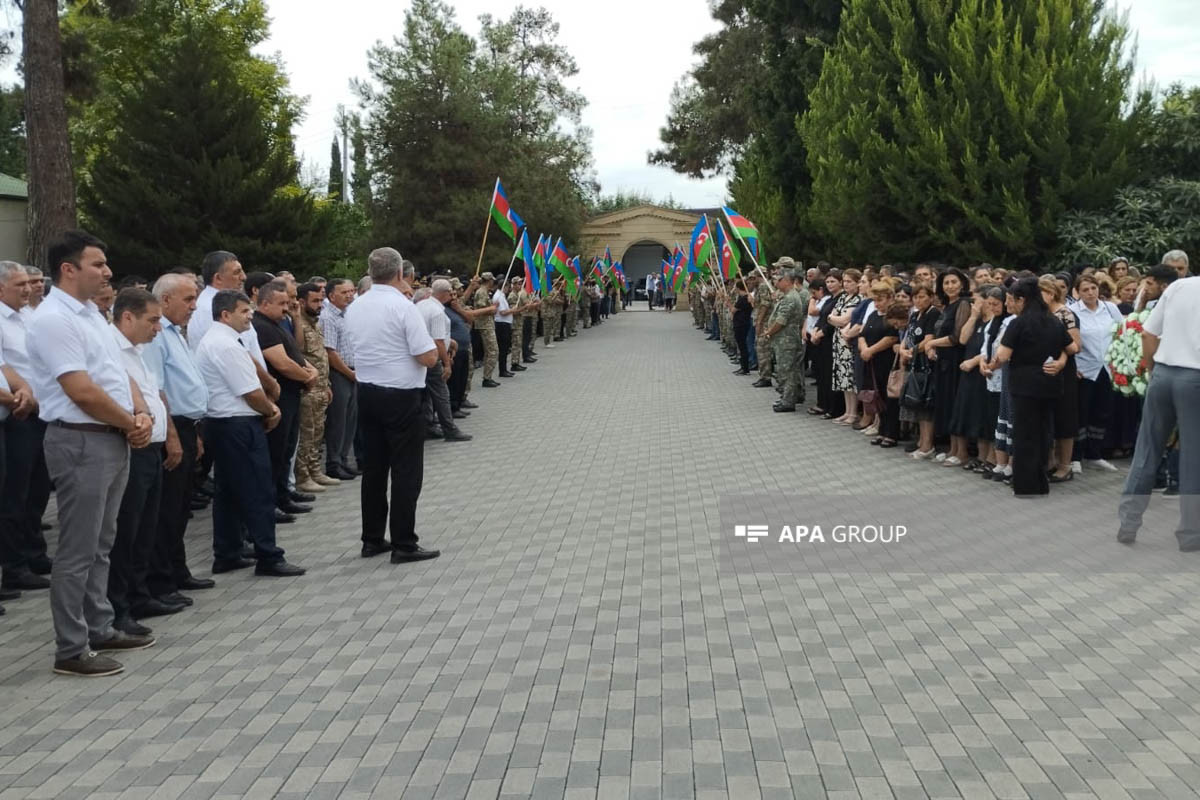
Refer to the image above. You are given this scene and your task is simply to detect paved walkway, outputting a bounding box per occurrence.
[0,309,1196,800]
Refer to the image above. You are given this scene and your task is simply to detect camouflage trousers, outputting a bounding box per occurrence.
[511,316,523,366]
[296,390,330,483]
[757,328,774,379]
[544,310,561,344]
[566,305,577,335]
[773,339,806,405]
[478,325,498,380]
[693,300,705,327]
[465,342,474,396]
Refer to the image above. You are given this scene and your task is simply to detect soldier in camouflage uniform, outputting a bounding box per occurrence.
[542,279,564,347]
[472,272,501,386]
[751,272,776,387]
[689,281,704,328]
[565,285,578,336]
[295,283,336,491]
[506,277,528,372]
[762,270,809,412]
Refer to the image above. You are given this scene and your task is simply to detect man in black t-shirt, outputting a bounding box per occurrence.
[252,280,318,518]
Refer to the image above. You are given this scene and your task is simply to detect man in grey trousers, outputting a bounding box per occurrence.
[1118,255,1199,550]
[319,278,358,479]
[26,230,156,676]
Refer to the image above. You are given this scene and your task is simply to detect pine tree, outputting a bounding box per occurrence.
[801,0,1147,265]
[328,137,344,200]
[79,11,328,277]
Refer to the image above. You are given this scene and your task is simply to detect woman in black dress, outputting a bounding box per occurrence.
[995,278,1071,496]
[731,280,753,375]
[950,287,1005,470]
[811,272,844,419]
[902,283,941,459]
[856,281,900,438]
[922,268,972,465]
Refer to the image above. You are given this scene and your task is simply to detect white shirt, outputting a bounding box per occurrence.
[27,289,134,424]
[1145,277,1200,370]
[195,322,262,418]
[493,289,513,324]
[190,285,266,368]
[345,284,436,389]
[0,327,9,422]
[110,325,168,443]
[0,302,32,387]
[416,297,450,344]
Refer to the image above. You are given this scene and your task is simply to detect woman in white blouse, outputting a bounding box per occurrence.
[1071,274,1123,472]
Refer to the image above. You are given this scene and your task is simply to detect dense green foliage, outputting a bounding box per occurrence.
[0,86,25,179]
[328,138,344,201]
[1056,85,1200,267]
[72,0,331,276]
[588,191,682,216]
[357,1,595,273]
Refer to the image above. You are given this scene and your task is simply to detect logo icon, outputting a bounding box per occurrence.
[734,524,769,544]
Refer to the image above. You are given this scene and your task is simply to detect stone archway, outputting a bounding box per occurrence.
[579,204,702,309]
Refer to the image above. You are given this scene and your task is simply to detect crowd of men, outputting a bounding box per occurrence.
[688,251,1196,540]
[0,231,622,677]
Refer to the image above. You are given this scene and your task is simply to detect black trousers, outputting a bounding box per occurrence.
[207,416,284,564]
[147,417,198,596]
[734,325,750,372]
[448,347,469,411]
[110,444,162,618]
[1011,393,1055,496]
[496,323,513,371]
[522,318,534,358]
[0,416,50,576]
[358,383,425,551]
[267,387,301,505]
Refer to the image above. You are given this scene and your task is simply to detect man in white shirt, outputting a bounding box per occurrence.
[319,278,358,478]
[0,261,53,596]
[1118,269,1200,549]
[189,251,278,397]
[493,278,516,378]
[194,289,304,578]
[345,248,439,564]
[27,231,155,677]
[107,289,178,635]
[416,282,471,443]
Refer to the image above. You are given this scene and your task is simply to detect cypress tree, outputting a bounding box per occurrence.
[328,137,344,200]
[79,12,328,277]
[801,0,1146,265]
[350,115,372,209]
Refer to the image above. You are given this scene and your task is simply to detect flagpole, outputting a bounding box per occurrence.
[500,238,521,287]
[475,178,502,278]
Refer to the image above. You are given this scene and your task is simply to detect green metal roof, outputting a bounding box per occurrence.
[0,173,27,200]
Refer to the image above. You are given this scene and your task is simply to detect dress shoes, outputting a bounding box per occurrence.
[773,403,796,413]
[29,557,52,575]
[178,576,215,591]
[452,410,470,419]
[390,546,440,563]
[0,588,20,601]
[278,501,312,514]
[90,630,155,652]
[733,368,750,375]
[462,400,479,409]
[752,378,773,388]
[212,557,256,574]
[499,370,515,378]
[327,465,358,481]
[53,652,124,677]
[130,597,186,618]
[426,428,444,440]
[313,474,341,487]
[510,363,527,371]
[157,591,193,607]
[3,569,50,591]
[361,541,392,558]
[443,430,473,442]
[523,357,537,363]
[290,489,318,502]
[114,616,153,636]
[482,379,501,388]
[255,560,306,577]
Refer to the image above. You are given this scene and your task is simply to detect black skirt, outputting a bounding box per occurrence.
[949,369,990,439]
[933,349,963,438]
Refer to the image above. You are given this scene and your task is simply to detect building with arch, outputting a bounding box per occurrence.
[579,205,705,302]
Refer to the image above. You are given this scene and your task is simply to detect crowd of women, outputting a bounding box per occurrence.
[706,253,1190,497]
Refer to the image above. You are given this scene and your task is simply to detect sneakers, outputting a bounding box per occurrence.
[1084,459,1119,472]
[1070,460,1082,474]
[90,630,156,652]
[53,651,125,677]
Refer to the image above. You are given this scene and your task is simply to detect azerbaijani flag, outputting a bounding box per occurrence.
[689,215,715,273]
[567,256,582,298]
[550,238,570,277]
[722,205,759,261]
[490,179,525,242]
[660,259,671,284]
[591,257,605,283]
[532,235,550,294]
[671,246,687,293]
[604,246,613,270]
[518,231,540,293]
[714,220,741,280]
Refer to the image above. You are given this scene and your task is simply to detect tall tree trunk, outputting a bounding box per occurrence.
[23,0,76,268]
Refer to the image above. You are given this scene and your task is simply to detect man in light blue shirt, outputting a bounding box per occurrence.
[141,272,216,608]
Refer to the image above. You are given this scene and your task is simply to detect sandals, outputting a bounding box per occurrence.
[879,439,898,448]
[807,407,826,416]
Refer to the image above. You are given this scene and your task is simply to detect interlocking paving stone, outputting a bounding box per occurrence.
[0,309,1197,799]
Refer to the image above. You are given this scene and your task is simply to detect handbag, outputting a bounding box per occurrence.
[886,353,906,400]
[859,362,886,417]
[901,362,935,411]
